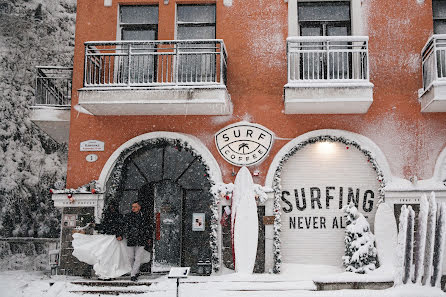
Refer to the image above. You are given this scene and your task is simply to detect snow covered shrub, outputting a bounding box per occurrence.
[343,203,378,274]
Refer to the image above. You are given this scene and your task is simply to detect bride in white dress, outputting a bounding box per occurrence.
[71,205,151,279]
[72,232,134,278]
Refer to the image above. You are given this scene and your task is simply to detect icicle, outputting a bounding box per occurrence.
[432,202,446,287]
[422,192,437,286]
[413,194,429,284]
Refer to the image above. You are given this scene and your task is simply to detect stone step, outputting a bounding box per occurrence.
[69,290,147,295]
[71,281,154,287]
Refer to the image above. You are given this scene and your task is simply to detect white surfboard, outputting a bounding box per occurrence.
[232,166,258,274]
[374,202,398,272]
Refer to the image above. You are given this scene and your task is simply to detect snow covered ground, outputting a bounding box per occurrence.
[1,269,445,297]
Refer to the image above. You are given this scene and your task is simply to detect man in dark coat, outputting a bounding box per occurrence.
[117,201,152,281]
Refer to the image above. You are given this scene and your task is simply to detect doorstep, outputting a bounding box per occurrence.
[313,281,394,291]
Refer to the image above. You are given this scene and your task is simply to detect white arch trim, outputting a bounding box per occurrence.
[432,146,446,183]
[265,129,393,188]
[98,132,223,191]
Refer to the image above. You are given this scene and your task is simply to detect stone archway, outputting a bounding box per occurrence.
[99,133,222,273]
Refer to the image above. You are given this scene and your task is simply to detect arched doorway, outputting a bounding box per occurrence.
[265,130,390,272]
[104,139,215,273]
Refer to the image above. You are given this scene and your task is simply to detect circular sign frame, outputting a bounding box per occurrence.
[215,122,274,167]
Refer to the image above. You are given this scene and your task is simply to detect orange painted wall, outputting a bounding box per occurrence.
[67,0,446,188]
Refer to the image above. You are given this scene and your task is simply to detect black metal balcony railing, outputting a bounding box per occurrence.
[287,36,369,83]
[83,40,228,88]
[421,34,446,92]
[35,66,72,106]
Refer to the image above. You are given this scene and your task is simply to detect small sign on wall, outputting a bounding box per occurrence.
[86,154,98,162]
[80,140,104,152]
[215,122,274,167]
[63,214,77,228]
[192,213,205,231]
[263,216,275,225]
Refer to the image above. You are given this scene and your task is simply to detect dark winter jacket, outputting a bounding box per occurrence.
[118,211,152,247]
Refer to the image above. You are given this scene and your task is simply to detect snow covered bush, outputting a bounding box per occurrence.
[342,203,378,274]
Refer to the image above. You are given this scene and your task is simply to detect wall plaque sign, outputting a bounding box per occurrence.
[215,122,274,166]
[86,154,98,162]
[192,213,205,231]
[80,140,104,152]
[63,214,77,228]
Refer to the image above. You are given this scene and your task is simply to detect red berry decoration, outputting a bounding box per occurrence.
[68,194,72,198]
[225,195,230,200]
[49,189,53,194]
[91,189,96,194]
[346,146,349,150]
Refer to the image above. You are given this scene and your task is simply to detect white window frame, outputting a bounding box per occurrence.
[174,3,216,40]
[287,0,363,37]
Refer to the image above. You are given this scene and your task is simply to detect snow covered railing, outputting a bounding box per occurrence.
[83,40,228,88]
[421,34,446,92]
[287,36,369,83]
[35,66,72,106]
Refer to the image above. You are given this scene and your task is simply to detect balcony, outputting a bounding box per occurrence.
[419,35,446,112]
[30,67,72,143]
[77,40,232,115]
[284,36,373,114]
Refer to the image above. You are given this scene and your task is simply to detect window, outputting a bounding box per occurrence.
[177,5,216,40]
[296,1,353,80]
[176,4,216,83]
[433,0,446,34]
[119,5,158,41]
[297,1,351,36]
[119,5,159,84]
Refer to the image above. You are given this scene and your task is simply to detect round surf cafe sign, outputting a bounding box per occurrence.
[215,122,274,166]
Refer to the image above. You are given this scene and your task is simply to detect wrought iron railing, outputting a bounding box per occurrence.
[35,66,72,106]
[83,40,227,88]
[287,36,369,83]
[421,34,446,92]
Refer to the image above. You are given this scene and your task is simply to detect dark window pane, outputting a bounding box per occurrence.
[177,26,215,40]
[177,5,215,23]
[122,29,156,41]
[300,26,322,36]
[120,5,158,24]
[433,0,446,18]
[298,2,350,22]
[434,20,446,34]
[327,25,349,36]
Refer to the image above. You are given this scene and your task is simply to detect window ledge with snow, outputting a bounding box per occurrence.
[77,86,233,116]
[283,81,374,114]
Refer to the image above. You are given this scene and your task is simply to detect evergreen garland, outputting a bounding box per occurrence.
[271,135,386,273]
[103,137,220,272]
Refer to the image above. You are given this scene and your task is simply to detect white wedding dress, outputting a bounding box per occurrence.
[72,233,151,278]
